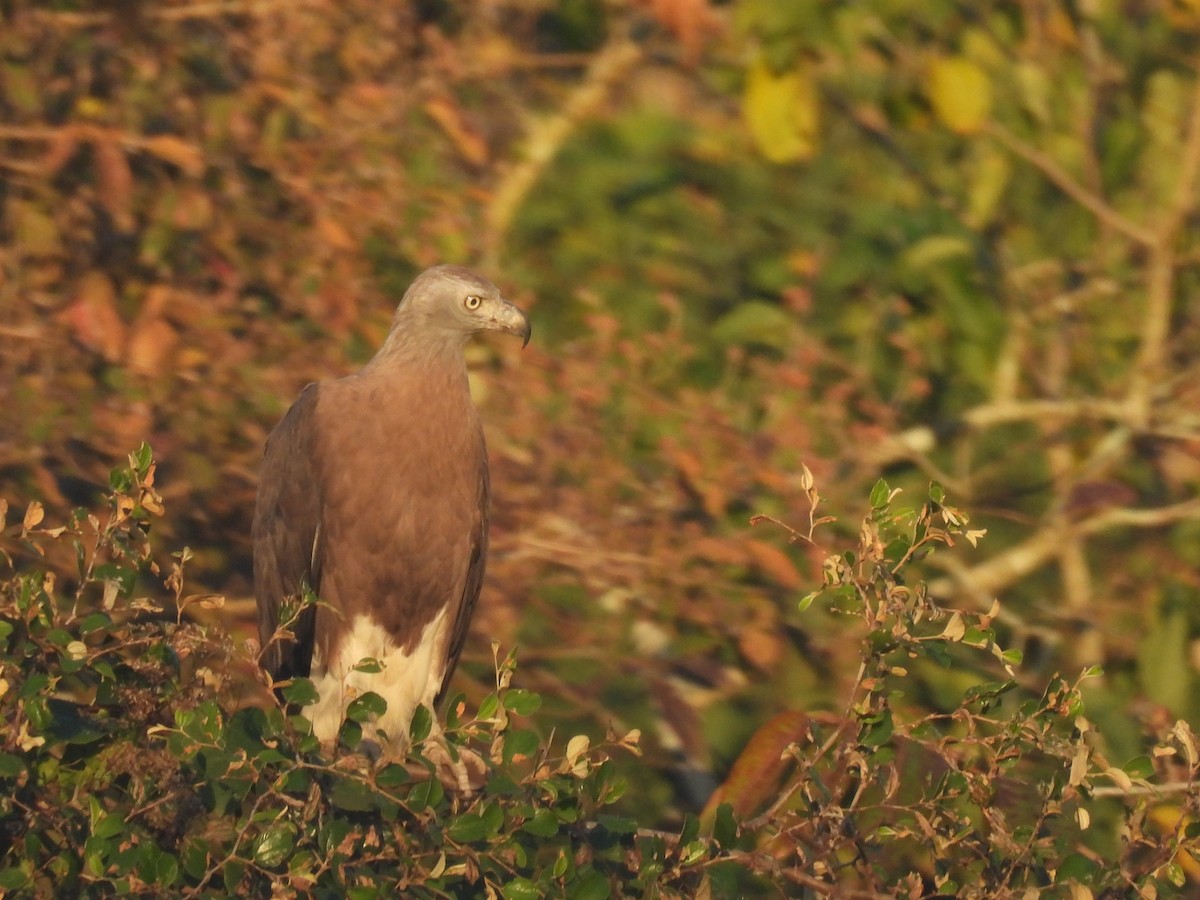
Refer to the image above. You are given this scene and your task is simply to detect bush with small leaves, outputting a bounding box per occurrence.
[2,449,1198,898]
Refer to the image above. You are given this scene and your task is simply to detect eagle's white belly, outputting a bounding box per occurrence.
[306,609,451,747]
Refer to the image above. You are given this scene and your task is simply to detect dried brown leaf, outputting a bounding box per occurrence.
[92,137,135,232]
[128,317,179,376]
[743,538,803,589]
[23,501,45,530]
[423,95,489,167]
[738,624,783,672]
[58,271,126,362]
[140,134,204,176]
[701,710,810,821]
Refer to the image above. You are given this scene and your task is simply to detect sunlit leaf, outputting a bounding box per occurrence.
[742,56,820,163]
[927,55,992,134]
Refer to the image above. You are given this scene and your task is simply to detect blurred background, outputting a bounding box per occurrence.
[2,0,1199,825]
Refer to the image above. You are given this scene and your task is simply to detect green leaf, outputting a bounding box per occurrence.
[78,612,112,634]
[254,822,297,869]
[409,703,433,742]
[597,814,637,836]
[680,840,707,866]
[504,728,540,764]
[338,719,362,750]
[523,808,559,838]
[375,763,409,789]
[860,709,893,748]
[1123,755,1154,779]
[798,591,819,612]
[1164,862,1187,887]
[444,691,467,728]
[477,693,500,720]
[501,877,542,900]
[92,813,125,841]
[447,802,503,843]
[133,442,154,473]
[566,867,611,900]
[928,482,945,504]
[281,677,319,707]
[408,776,444,812]
[1054,852,1098,883]
[0,868,29,890]
[0,753,26,778]
[504,689,542,716]
[869,479,891,510]
[329,776,377,813]
[345,691,388,722]
[712,803,738,849]
[962,626,991,646]
[711,302,794,350]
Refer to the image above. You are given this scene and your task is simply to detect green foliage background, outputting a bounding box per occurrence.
[2,0,1200,894]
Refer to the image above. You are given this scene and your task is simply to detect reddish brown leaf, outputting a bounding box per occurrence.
[140,134,205,176]
[58,271,126,362]
[636,0,724,63]
[315,216,356,252]
[423,95,490,166]
[737,624,783,673]
[702,710,811,822]
[127,317,178,376]
[41,126,80,177]
[92,137,135,232]
[742,538,803,589]
[690,535,749,568]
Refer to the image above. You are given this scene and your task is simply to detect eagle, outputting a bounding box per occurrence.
[252,265,530,748]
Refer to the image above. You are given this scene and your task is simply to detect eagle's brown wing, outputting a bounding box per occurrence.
[436,453,490,705]
[252,383,323,680]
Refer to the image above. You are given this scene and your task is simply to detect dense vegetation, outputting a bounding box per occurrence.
[2,0,1199,895]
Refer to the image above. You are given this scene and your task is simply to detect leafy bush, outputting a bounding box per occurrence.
[2,447,1197,897]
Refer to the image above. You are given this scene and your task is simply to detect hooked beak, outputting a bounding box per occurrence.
[491,299,532,348]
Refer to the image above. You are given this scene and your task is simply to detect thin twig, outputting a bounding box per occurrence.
[986,122,1156,247]
[930,497,1200,605]
[1130,74,1200,415]
[1090,780,1199,798]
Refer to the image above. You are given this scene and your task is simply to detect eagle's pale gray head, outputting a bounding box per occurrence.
[393,264,531,351]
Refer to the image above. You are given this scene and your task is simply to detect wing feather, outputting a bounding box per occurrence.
[436,443,490,704]
[252,383,323,680]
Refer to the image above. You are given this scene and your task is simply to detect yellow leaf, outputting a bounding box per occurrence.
[742,57,820,164]
[927,56,992,135]
[565,734,590,765]
[23,501,44,530]
[941,612,966,641]
[1069,745,1088,786]
[1104,766,1133,791]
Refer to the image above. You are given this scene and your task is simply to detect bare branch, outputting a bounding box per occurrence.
[987,123,1155,247]
[483,40,643,265]
[1090,780,1199,799]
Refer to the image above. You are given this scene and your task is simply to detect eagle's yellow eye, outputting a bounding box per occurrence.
[464,295,482,310]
